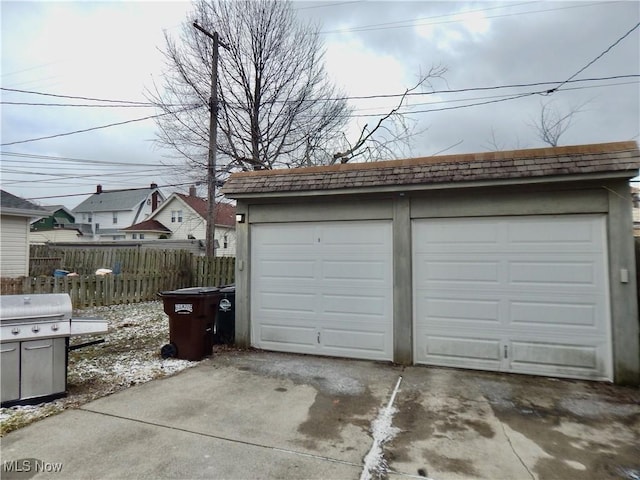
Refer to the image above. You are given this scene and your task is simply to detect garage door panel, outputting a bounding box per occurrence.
[415,219,501,246]
[510,299,599,328]
[417,334,502,366]
[258,259,317,281]
[322,328,388,356]
[423,260,500,283]
[257,224,317,248]
[321,293,387,317]
[420,297,500,323]
[509,261,596,286]
[258,324,318,352]
[413,215,612,381]
[510,341,598,370]
[506,216,601,246]
[322,222,390,247]
[322,259,388,283]
[258,291,317,314]
[252,221,393,361]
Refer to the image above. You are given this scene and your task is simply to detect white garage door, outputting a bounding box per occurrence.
[413,214,612,381]
[251,221,393,361]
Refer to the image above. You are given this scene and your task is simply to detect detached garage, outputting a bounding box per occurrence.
[222,142,640,384]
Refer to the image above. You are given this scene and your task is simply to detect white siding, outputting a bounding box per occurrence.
[29,229,82,244]
[1,215,30,277]
[217,227,236,257]
[153,198,206,240]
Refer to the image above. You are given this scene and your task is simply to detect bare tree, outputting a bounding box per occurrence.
[330,66,447,164]
[528,99,590,147]
[149,0,349,176]
[149,0,447,178]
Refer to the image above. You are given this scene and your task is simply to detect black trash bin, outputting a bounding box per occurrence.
[214,285,235,345]
[158,287,222,361]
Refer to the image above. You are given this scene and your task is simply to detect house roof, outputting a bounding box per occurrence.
[1,190,49,216]
[73,186,162,213]
[121,219,172,233]
[221,141,640,198]
[168,193,236,227]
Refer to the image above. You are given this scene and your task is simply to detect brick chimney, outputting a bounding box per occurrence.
[96,185,103,194]
[189,185,197,197]
[151,189,159,211]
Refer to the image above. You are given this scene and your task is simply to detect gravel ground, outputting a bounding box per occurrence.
[0,301,198,436]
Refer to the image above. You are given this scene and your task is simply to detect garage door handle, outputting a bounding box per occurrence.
[24,344,53,351]
[1,347,17,353]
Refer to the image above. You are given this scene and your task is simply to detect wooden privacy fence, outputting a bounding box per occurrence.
[30,245,195,276]
[2,253,235,308]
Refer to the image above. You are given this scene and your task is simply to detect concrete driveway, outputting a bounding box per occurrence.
[2,350,639,480]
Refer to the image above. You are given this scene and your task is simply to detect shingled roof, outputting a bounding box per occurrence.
[221,142,640,198]
[1,190,48,216]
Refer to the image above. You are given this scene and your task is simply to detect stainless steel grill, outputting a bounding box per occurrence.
[0,294,107,407]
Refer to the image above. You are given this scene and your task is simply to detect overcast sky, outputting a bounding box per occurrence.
[1,0,639,209]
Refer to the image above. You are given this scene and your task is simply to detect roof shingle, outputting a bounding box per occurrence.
[221,142,640,197]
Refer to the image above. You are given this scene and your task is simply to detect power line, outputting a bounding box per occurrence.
[0,106,202,147]
[0,86,153,105]
[317,1,622,35]
[25,182,196,201]
[295,1,364,10]
[3,75,637,109]
[347,79,639,117]
[1,75,636,146]
[316,0,537,34]
[0,101,155,108]
[550,22,640,94]
[0,151,181,167]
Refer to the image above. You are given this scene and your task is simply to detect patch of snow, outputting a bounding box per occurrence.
[1,301,198,435]
[360,376,403,480]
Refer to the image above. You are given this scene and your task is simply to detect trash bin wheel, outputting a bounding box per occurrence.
[160,343,178,359]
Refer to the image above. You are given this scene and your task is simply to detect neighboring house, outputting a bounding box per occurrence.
[31,205,75,231]
[0,190,48,277]
[29,205,90,244]
[120,219,172,240]
[123,186,236,256]
[72,183,165,241]
[223,141,640,385]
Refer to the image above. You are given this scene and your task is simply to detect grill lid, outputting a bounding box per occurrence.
[0,294,73,324]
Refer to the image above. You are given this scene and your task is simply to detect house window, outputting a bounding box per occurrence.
[95,223,100,232]
[140,233,145,239]
[132,234,137,239]
[223,235,228,249]
[113,212,118,224]
[171,210,183,223]
[88,213,92,223]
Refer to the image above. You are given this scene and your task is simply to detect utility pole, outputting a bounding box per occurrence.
[193,21,226,257]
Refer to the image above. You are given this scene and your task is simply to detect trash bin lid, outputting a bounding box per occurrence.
[220,285,235,293]
[159,286,220,296]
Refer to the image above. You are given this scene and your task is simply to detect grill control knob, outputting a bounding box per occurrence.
[51,323,59,331]
[11,327,20,335]
[32,325,40,333]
